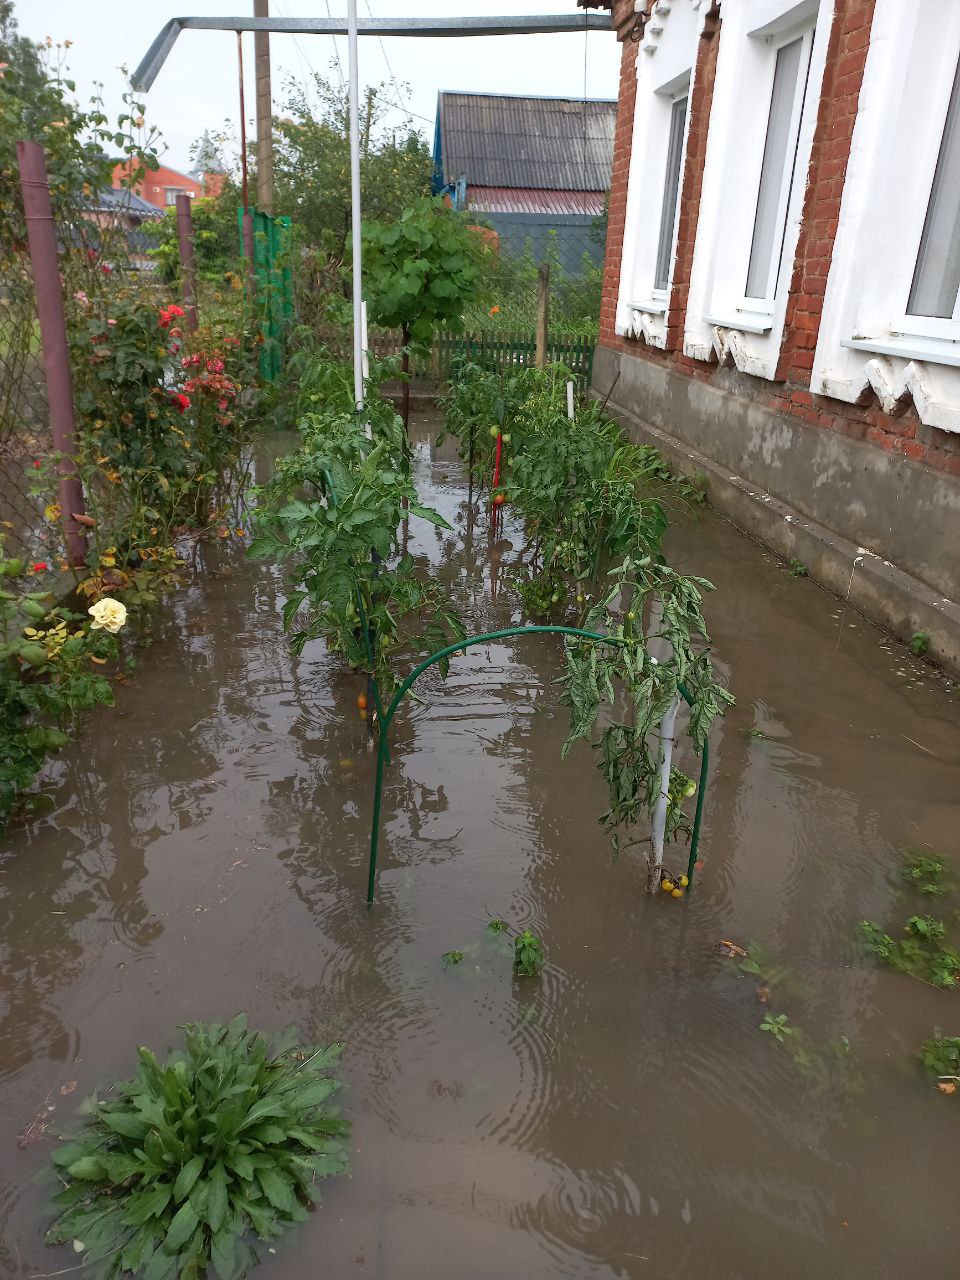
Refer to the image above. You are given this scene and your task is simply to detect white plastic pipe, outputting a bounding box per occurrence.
[361,299,370,382]
[566,379,575,420]
[347,0,367,431]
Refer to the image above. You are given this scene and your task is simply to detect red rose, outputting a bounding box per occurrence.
[169,391,191,413]
[32,459,42,469]
[32,561,48,572]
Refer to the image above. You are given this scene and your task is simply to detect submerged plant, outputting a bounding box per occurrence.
[858,916,960,989]
[759,1012,794,1043]
[909,630,931,657]
[441,950,464,967]
[901,852,952,898]
[46,1015,348,1279]
[513,929,545,979]
[920,1032,960,1081]
[787,558,808,578]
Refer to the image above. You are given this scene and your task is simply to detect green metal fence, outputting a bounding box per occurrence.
[238,208,294,381]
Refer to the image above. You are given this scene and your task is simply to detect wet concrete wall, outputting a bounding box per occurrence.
[593,344,960,671]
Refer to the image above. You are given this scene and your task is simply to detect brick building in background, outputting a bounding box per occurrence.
[586,0,960,668]
[111,162,225,210]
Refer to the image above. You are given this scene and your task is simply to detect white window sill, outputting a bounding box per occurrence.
[842,334,960,370]
[630,299,668,315]
[704,312,773,335]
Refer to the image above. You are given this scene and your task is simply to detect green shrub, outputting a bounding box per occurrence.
[46,1015,349,1279]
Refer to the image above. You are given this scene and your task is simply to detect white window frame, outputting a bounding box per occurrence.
[682,0,832,379]
[652,89,690,301]
[614,1,707,348]
[890,54,960,345]
[812,0,960,433]
[739,27,814,318]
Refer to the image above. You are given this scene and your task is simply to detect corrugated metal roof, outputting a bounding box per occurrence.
[438,92,616,192]
[467,186,604,216]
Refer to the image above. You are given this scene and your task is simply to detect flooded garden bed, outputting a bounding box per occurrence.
[1,404,958,1279]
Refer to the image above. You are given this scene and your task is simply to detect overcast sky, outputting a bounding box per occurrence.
[14,1,620,176]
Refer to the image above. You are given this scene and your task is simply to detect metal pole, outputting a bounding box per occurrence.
[237,33,255,280]
[175,194,199,332]
[16,141,88,567]
[253,0,274,216]
[364,624,709,904]
[347,0,366,423]
[535,261,549,369]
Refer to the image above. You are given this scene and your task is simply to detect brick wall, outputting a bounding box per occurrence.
[596,0,960,477]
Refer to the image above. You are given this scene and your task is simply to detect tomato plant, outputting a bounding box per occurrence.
[251,356,466,703]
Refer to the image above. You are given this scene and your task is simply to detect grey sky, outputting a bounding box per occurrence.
[13,1,620,177]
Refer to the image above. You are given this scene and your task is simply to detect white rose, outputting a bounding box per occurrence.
[88,597,127,634]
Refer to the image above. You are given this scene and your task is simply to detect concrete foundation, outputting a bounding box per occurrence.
[592,344,960,673]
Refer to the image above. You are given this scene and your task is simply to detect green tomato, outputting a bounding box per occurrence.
[489,425,500,439]
[21,600,48,621]
[502,433,512,444]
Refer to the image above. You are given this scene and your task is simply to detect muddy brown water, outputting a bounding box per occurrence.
[1,412,959,1279]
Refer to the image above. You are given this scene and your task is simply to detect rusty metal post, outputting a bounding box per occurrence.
[535,260,550,369]
[175,193,199,331]
[16,140,88,567]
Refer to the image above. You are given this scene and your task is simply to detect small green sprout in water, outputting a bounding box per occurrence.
[441,950,464,967]
[513,929,545,978]
[759,1012,794,1043]
[487,919,509,934]
[787,558,808,578]
[909,630,931,657]
[901,852,951,898]
[45,1015,348,1279]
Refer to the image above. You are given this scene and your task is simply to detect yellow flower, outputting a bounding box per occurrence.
[88,597,127,634]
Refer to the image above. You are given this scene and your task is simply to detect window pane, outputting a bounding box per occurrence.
[908,57,960,318]
[654,96,688,291]
[745,37,803,301]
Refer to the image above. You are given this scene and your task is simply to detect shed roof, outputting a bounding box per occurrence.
[437,91,616,192]
[93,189,163,218]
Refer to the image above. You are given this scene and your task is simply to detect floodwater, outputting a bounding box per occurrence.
[1,411,959,1279]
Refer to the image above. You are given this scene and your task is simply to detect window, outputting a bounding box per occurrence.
[744,32,812,305]
[907,55,960,321]
[654,95,688,292]
[164,188,187,206]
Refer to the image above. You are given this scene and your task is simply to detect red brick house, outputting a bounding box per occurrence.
[587,0,960,668]
[111,162,224,210]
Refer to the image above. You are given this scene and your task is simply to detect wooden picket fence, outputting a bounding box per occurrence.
[311,325,596,386]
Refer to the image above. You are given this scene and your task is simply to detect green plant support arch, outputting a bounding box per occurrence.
[366,626,710,904]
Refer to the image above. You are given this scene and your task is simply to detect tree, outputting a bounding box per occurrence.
[273,72,432,266]
[363,196,487,428]
[150,182,245,283]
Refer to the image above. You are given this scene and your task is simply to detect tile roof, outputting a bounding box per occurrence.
[437,92,616,192]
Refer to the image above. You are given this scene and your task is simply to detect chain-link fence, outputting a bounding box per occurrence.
[0,216,48,561]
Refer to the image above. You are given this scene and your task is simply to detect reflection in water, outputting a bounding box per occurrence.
[0,416,958,1278]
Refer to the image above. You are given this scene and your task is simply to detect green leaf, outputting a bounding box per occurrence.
[163,1201,199,1254]
[206,1162,229,1233]
[66,1155,106,1181]
[173,1155,205,1201]
[256,1165,298,1212]
[124,1184,173,1227]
